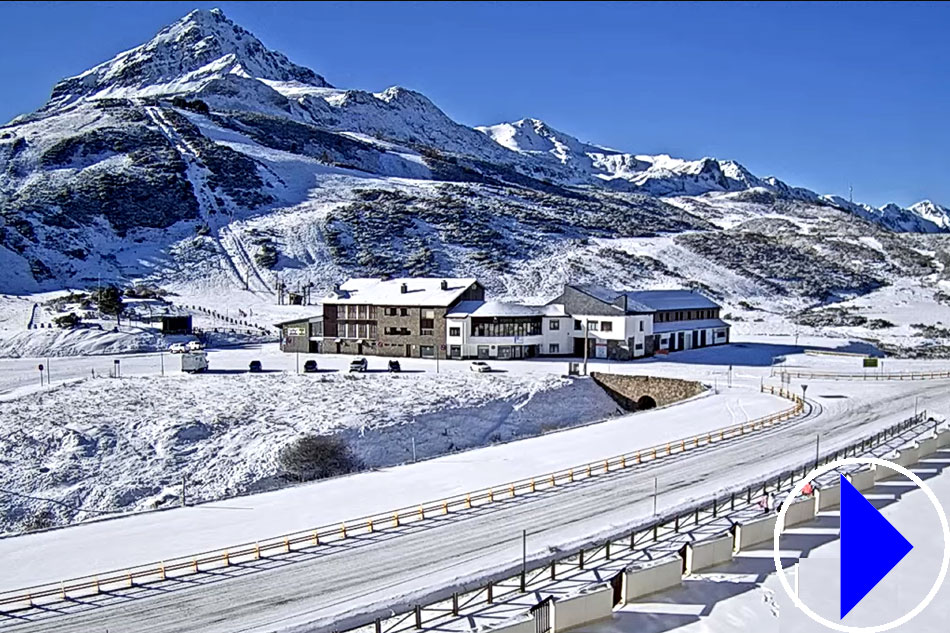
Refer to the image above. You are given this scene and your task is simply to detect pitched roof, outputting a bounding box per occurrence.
[323,277,478,307]
[623,290,721,311]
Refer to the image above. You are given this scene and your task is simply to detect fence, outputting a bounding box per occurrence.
[346,410,933,633]
[0,385,803,612]
[777,369,950,381]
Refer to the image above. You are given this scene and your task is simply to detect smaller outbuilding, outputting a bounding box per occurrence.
[161,315,193,335]
[276,314,324,353]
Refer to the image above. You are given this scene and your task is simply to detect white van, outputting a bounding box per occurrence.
[181,351,209,373]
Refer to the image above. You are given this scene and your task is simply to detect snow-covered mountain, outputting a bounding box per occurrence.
[43,8,331,112]
[1,7,948,307]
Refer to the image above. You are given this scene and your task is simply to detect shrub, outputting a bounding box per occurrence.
[23,509,56,532]
[53,313,81,328]
[278,434,359,482]
[254,243,278,268]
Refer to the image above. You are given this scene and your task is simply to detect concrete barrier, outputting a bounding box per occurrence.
[919,436,938,459]
[874,459,896,482]
[684,533,733,575]
[553,584,613,632]
[782,497,816,530]
[733,514,778,552]
[817,482,841,510]
[849,467,876,491]
[487,614,535,633]
[896,445,920,469]
[624,555,682,600]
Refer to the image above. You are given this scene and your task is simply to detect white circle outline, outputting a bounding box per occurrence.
[771,455,950,632]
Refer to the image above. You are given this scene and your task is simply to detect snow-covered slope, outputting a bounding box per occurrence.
[43,8,331,111]
[0,6,948,316]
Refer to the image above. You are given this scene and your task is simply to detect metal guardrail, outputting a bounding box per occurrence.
[778,369,950,381]
[348,410,935,633]
[0,385,803,611]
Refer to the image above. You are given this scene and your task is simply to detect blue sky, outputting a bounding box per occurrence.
[1,1,947,207]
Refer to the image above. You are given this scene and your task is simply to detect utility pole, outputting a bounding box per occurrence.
[583,320,590,375]
[815,434,820,470]
[653,477,658,516]
[296,350,300,374]
[46,357,50,385]
[520,529,527,592]
[181,477,187,507]
[160,350,165,377]
[412,437,417,462]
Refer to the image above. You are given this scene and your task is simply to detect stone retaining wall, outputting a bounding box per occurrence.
[590,373,707,411]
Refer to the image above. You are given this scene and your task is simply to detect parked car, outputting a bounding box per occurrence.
[388,360,401,372]
[349,357,368,373]
[470,361,492,373]
[248,360,263,373]
[168,343,187,354]
[303,360,318,373]
[186,340,204,351]
[181,351,208,374]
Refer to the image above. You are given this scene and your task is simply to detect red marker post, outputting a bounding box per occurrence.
[37,363,44,387]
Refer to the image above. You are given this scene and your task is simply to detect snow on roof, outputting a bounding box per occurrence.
[324,278,479,307]
[624,290,721,311]
[571,284,652,312]
[653,318,730,334]
[447,301,566,318]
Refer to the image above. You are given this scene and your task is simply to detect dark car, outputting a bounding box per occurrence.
[249,360,263,373]
[388,360,401,372]
[303,360,318,373]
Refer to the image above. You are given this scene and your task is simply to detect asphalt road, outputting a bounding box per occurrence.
[3,378,947,633]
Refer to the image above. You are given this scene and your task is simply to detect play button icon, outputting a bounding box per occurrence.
[840,474,914,619]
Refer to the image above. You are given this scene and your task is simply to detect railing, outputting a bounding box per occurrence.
[345,409,935,633]
[0,385,803,612]
[778,369,950,381]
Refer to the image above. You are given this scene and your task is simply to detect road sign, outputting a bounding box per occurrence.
[38,364,44,372]
[863,357,879,368]
[840,474,913,618]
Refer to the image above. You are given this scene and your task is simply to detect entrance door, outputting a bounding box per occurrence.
[611,571,624,607]
[405,344,412,357]
[357,343,363,355]
[477,346,490,359]
[677,332,684,351]
[700,330,707,347]
[450,345,461,359]
[513,346,523,359]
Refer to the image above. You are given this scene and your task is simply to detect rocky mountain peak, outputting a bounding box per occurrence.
[45,8,331,110]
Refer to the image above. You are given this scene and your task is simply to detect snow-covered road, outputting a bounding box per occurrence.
[2,375,948,633]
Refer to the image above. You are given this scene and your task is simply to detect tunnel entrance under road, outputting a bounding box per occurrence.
[636,395,657,410]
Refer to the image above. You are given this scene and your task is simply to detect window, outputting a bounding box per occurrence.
[600,321,612,332]
[588,321,599,331]
[420,345,435,358]
[574,319,582,331]
[639,321,644,332]
[549,343,560,354]
[471,316,542,338]
[549,319,560,331]
[635,343,643,350]
[400,307,409,317]
[449,327,461,337]
[385,307,397,316]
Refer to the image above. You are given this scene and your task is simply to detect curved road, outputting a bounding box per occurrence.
[3,378,947,633]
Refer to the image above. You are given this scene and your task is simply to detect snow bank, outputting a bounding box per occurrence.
[0,371,619,532]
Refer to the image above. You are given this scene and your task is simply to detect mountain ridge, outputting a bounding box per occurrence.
[1,7,948,302]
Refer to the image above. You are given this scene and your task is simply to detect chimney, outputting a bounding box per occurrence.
[332,283,341,297]
[440,280,448,291]
[400,283,408,294]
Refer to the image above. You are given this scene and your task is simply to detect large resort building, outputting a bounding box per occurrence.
[277,277,729,361]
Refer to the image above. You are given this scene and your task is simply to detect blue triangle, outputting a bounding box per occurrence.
[840,474,913,619]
